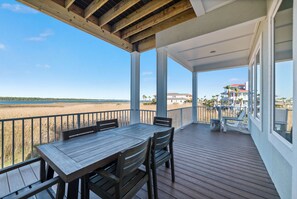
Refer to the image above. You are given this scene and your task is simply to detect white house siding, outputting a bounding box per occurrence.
[249,1,295,198]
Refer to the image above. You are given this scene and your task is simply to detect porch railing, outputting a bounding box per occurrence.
[198,106,247,124]
[0,109,130,168]
[0,106,247,168]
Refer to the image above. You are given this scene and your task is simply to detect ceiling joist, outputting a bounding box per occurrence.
[65,0,74,9]
[130,9,196,44]
[99,0,140,27]
[112,0,173,33]
[84,0,108,19]
[138,35,156,52]
[122,0,192,39]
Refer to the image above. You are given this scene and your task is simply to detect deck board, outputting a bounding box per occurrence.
[0,124,280,199]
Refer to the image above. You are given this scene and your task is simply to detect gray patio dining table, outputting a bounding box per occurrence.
[36,123,170,199]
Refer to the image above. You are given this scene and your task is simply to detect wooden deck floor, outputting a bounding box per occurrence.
[0,124,279,199]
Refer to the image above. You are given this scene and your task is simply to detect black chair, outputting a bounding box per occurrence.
[62,126,97,140]
[151,128,175,199]
[84,139,153,199]
[153,117,172,127]
[96,119,119,132]
[0,158,65,199]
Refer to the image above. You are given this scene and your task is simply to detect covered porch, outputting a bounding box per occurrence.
[1,0,297,198]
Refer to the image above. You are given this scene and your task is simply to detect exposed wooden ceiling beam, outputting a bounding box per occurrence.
[112,0,173,33]
[17,0,133,52]
[99,0,140,27]
[84,0,108,19]
[130,9,196,44]
[65,0,75,9]
[138,35,155,52]
[122,0,193,39]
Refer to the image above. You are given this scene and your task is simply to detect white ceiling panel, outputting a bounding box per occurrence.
[166,18,261,71]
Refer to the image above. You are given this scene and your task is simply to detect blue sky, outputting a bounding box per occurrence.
[0,1,248,100]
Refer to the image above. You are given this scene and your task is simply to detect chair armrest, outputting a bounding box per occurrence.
[222,117,243,122]
[0,157,42,174]
[95,169,120,183]
[17,177,61,199]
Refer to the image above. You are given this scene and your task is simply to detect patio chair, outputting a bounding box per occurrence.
[62,125,97,140]
[96,119,119,131]
[220,110,248,133]
[0,157,65,199]
[153,117,172,127]
[84,139,152,199]
[151,128,175,199]
[274,108,288,132]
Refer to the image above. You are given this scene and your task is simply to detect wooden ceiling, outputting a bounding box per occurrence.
[18,0,196,52]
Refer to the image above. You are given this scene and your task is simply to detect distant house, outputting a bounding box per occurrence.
[167,93,192,104]
[221,82,249,107]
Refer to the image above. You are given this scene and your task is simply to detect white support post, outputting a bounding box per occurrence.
[192,72,198,123]
[156,47,168,117]
[130,51,140,124]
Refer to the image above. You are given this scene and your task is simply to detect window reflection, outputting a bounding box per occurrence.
[273,0,293,143]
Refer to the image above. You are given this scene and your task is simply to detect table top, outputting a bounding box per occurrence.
[36,123,170,182]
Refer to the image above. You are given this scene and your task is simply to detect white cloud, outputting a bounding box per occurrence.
[0,43,5,50]
[142,71,153,76]
[27,30,54,42]
[229,78,241,82]
[36,64,51,69]
[0,3,38,14]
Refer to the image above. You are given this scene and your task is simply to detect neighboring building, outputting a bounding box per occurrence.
[221,82,249,107]
[167,93,192,104]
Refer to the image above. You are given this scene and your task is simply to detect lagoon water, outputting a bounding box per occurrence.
[0,100,127,105]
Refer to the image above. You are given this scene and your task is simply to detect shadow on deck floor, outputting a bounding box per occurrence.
[0,123,279,199]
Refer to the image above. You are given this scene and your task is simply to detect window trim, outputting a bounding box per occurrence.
[269,0,293,150]
[249,34,263,132]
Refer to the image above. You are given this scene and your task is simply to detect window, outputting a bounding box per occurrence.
[273,0,293,143]
[249,45,261,123]
[255,52,261,119]
[249,65,254,115]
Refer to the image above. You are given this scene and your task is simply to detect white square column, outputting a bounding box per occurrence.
[130,51,140,124]
[156,47,168,117]
[192,72,198,123]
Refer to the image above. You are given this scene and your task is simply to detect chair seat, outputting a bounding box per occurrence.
[89,164,148,199]
[153,149,171,168]
[2,181,56,199]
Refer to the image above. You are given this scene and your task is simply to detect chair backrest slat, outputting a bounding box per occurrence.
[97,119,119,131]
[62,126,97,140]
[238,111,246,120]
[153,117,172,127]
[117,139,151,178]
[153,128,174,151]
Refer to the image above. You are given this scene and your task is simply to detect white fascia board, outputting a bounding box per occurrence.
[193,58,248,72]
[156,0,267,48]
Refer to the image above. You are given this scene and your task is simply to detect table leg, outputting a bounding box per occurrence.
[67,179,79,199]
[46,165,54,180]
